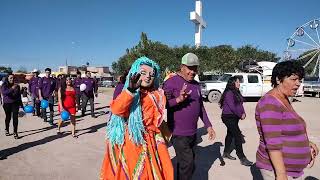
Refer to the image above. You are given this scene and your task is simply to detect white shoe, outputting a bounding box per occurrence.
[77,110,81,113]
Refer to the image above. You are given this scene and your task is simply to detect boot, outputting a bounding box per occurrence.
[5,130,10,136]
[13,132,19,139]
[36,105,41,117]
[42,110,47,122]
[49,111,54,125]
[240,157,253,166]
[91,112,97,118]
[222,153,237,160]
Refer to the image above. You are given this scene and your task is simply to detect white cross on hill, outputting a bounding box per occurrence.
[190,0,206,48]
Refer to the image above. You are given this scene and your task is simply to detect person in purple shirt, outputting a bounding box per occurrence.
[163,53,216,180]
[0,77,5,105]
[73,71,83,112]
[81,71,97,118]
[218,76,253,166]
[28,69,41,117]
[1,73,22,139]
[38,68,56,125]
[113,69,129,100]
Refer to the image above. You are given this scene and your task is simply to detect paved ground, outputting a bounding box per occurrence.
[0,89,319,180]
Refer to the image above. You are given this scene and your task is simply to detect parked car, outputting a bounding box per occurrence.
[200,73,273,103]
[99,80,116,88]
[303,81,320,97]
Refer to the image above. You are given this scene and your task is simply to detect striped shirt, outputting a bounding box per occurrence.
[255,94,311,178]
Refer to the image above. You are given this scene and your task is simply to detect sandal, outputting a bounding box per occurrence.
[56,129,62,135]
[72,134,78,138]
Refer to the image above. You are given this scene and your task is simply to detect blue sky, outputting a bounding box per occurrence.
[0,0,319,71]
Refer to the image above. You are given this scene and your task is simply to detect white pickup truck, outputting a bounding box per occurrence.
[200,73,273,103]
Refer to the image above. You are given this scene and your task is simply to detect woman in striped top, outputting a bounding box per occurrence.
[255,60,319,180]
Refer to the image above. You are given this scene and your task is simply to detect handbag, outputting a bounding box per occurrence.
[159,120,172,144]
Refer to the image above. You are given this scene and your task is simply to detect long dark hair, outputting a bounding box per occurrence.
[60,77,72,102]
[3,73,14,87]
[219,76,243,108]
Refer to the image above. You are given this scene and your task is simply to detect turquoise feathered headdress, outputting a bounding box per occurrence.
[106,56,161,146]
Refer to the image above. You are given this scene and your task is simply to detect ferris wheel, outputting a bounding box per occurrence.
[284,18,320,77]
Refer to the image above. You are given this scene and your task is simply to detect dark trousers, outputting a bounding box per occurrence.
[41,97,54,122]
[81,94,94,116]
[3,102,19,133]
[32,96,41,116]
[76,94,81,111]
[172,134,197,180]
[222,115,245,159]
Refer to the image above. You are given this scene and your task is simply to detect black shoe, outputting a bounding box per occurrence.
[49,121,54,126]
[13,133,19,139]
[240,157,253,166]
[5,130,10,136]
[222,153,237,160]
[72,134,78,138]
[91,115,97,118]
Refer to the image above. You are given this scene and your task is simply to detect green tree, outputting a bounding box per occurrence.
[111,33,280,78]
[236,45,279,62]
[0,66,12,73]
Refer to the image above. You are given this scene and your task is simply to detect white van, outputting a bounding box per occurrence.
[200,73,273,103]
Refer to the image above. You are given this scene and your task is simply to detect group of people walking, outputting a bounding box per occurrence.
[1,68,98,139]
[100,53,318,180]
[1,52,318,179]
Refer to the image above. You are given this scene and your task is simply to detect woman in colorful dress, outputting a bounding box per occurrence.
[100,57,173,180]
[57,77,77,138]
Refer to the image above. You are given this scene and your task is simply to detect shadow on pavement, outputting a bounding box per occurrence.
[305,176,319,180]
[0,132,71,160]
[170,127,225,180]
[96,105,110,111]
[76,122,107,137]
[18,125,57,138]
[193,142,225,180]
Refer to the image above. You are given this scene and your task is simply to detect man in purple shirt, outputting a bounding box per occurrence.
[81,71,97,118]
[73,71,82,112]
[29,69,41,117]
[38,68,56,125]
[163,53,216,180]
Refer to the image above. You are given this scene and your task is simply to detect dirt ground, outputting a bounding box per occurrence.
[0,89,319,180]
